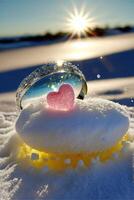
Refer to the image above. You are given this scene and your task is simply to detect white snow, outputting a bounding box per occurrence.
[16,98,129,153]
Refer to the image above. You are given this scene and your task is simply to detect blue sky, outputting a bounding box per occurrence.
[0,0,134,36]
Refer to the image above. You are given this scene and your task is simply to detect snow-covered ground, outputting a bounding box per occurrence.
[0,33,134,71]
[0,33,134,200]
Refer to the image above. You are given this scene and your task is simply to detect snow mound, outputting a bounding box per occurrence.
[16,98,129,153]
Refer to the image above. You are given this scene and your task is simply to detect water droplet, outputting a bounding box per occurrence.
[131,98,134,103]
[97,74,101,79]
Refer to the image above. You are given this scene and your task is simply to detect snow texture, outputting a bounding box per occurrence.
[0,106,134,200]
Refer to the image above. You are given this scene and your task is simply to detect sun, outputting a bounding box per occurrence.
[66,6,95,37]
[71,16,88,33]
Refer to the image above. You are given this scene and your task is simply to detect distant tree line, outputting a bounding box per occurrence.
[0,25,133,44]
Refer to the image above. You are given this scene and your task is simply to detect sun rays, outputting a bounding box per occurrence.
[65,5,96,38]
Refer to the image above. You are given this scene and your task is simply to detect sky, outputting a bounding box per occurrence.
[0,0,134,37]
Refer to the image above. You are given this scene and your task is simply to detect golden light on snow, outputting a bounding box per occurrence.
[17,134,129,171]
[66,6,95,37]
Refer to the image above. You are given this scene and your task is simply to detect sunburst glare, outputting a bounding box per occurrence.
[66,6,95,37]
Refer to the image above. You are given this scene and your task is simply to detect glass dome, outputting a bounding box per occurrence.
[16,62,87,110]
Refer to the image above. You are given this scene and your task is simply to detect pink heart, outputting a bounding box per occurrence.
[47,84,75,111]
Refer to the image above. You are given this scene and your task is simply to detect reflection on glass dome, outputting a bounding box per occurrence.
[21,72,82,108]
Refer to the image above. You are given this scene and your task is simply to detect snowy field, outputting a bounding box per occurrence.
[0,33,134,200]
